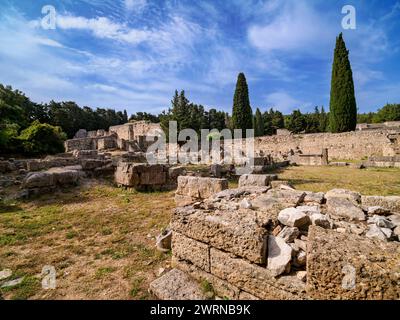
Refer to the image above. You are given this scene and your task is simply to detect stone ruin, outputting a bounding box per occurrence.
[150,175,400,300]
[64,121,162,153]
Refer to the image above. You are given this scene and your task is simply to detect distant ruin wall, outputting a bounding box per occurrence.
[255,130,400,160]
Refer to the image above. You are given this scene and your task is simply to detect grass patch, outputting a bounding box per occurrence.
[274,166,400,195]
[0,275,40,300]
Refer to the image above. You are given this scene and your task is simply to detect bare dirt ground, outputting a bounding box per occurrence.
[1,165,399,300]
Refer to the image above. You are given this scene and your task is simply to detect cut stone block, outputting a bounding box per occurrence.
[239,174,271,188]
[361,196,400,213]
[172,206,267,264]
[172,232,210,272]
[172,257,240,300]
[326,197,366,221]
[210,248,306,300]
[149,269,207,300]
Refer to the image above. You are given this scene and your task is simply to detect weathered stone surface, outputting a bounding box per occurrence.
[240,198,252,209]
[0,269,12,280]
[213,188,246,200]
[294,250,307,267]
[367,206,391,216]
[115,162,168,190]
[310,213,331,229]
[325,189,361,204]
[172,232,210,272]
[277,227,299,243]
[210,248,306,300]
[238,291,260,300]
[175,176,228,206]
[267,236,293,277]
[307,226,400,300]
[1,277,24,288]
[210,164,222,178]
[149,269,207,300]
[303,191,325,204]
[294,239,307,252]
[296,271,307,282]
[361,195,400,213]
[278,208,311,228]
[368,215,395,229]
[238,174,271,188]
[156,228,172,253]
[267,189,307,206]
[270,180,294,190]
[22,167,80,189]
[172,257,240,299]
[388,214,400,227]
[172,207,267,264]
[326,197,366,221]
[168,166,186,183]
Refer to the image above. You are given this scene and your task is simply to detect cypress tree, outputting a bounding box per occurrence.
[329,33,357,133]
[232,73,253,137]
[254,108,264,137]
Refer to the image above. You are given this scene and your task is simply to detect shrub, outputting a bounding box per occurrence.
[18,121,67,155]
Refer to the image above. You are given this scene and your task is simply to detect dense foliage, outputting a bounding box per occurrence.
[232,73,253,137]
[329,33,357,133]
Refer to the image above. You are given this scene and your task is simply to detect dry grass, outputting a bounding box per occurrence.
[0,179,174,300]
[1,164,399,300]
[273,165,400,195]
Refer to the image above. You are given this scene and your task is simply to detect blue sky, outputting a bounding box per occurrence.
[0,0,400,115]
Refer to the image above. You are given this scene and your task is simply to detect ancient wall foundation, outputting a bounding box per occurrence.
[254,130,400,160]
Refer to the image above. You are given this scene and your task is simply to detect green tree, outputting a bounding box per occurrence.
[329,33,357,132]
[373,104,400,122]
[232,73,253,137]
[254,108,264,137]
[319,106,329,132]
[18,121,67,155]
[287,110,305,133]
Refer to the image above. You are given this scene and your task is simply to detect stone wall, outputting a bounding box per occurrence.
[150,178,400,300]
[254,130,400,160]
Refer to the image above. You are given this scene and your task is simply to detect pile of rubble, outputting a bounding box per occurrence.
[150,175,400,300]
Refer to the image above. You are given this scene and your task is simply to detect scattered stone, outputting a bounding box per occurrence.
[388,215,400,227]
[277,227,300,243]
[365,224,388,241]
[294,250,306,267]
[367,206,391,216]
[267,189,306,206]
[270,180,295,190]
[0,269,12,280]
[303,191,325,204]
[294,239,307,252]
[325,188,361,204]
[238,174,271,188]
[380,227,393,239]
[367,215,395,229]
[278,208,311,228]
[156,228,172,253]
[267,236,293,277]
[158,268,166,276]
[310,213,331,229]
[272,225,282,236]
[210,164,222,178]
[326,197,366,221]
[240,198,252,209]
[1,277,24,288]
[296,205,320,215]
[361,195,400,213]
[336,227,346,233]
[296,271,307,282]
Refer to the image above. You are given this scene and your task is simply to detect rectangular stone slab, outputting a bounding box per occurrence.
[307,226,400,300]
[172,207,268,264]
[210,247,306,300]
[172,232,210,272]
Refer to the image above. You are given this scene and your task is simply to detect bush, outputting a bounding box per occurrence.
[18,121,67,155]
[0,123,20,153]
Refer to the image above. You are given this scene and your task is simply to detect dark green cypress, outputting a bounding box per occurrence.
[254,108,264,137]
[329,33,357,133]
[232,73,253,137]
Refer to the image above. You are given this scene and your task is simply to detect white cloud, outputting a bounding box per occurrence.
[124,0,148,13]
[248,1,334,53]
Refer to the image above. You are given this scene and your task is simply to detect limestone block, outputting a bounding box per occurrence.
[361,196,400,213]
[210,248,306,300]
[172,206,267,264]
[172,232,210,272]
[307,226,400,300]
